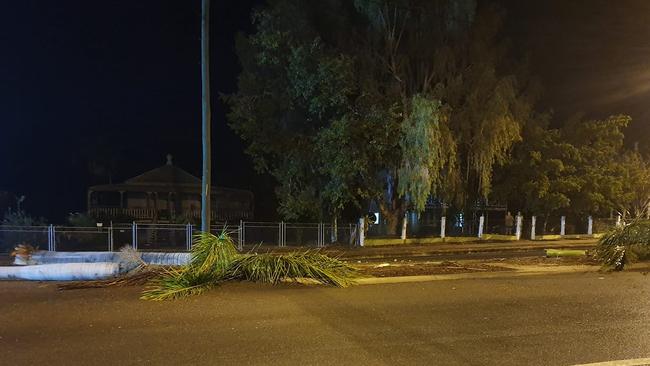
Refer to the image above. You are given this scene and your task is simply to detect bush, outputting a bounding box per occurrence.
[1,208,47,252]
[596,220,650,270]
[67,212,97,227]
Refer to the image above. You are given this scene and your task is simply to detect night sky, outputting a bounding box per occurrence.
[2,0,650,222]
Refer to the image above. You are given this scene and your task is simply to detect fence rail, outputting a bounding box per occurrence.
[0,221,359,253]
[0,215,623,254]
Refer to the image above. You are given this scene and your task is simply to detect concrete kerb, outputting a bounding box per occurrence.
[355,263,650,286]
[333,240,598,261]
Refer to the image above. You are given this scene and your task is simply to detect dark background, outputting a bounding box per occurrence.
[1,0,649,222]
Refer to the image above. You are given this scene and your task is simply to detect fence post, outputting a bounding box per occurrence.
[560,216,566,236]
[132,221,138,250]
[185,223,191,251]
[319,222,324,248]
[531,216,536,240]
[440,216,446,239]
[358,217,365,247]
[616,214,622,228]
[50,225,57,251]
[401,213,407,240]
[108,223,113,252]
[515,214,522,240]
[278,222,283,247]
[316,222,325,248]
[47,225,53,251]
[237,220,244,250]
[587,216,593,235]
[478,215,484,238]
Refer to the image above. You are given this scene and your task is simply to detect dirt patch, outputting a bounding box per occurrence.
[499,255,600,266]
[358,260,514,277]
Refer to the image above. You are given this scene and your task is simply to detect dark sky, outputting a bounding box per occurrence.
[2,0,650,222]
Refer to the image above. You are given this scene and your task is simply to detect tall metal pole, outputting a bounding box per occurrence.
[201,0,212,233]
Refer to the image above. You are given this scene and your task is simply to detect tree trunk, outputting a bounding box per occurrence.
[379,198,405,236]
[331,216,338,243]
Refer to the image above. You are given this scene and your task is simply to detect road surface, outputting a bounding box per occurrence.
[0,272,648,365]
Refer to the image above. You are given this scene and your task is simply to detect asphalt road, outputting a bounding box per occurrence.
[1,272,648,366]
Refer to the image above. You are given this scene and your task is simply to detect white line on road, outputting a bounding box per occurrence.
[571,358,650,366]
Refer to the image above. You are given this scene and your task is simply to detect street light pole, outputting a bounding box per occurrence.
[201,0,212,233]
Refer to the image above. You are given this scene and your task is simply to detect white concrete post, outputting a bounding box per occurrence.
[358,217,365,247]
[560,216,566,236]
[401,213,408,240]
[531,216,536,240]
[587,216,593,235]
[440,216,446,239]
[478,215,485,238]
[616,214,622,228]
[515,215,522,240]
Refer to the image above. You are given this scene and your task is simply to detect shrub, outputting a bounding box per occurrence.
[67,212,97,227]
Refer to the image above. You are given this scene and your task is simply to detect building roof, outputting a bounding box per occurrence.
[125,162,201,186]
[88,155,252,199]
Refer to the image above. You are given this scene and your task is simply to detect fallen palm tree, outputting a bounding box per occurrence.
[0,262,121,281]
[140,231,359,300]
[596,220,650,270]
[12,250,190,266]
[58,247,169,289]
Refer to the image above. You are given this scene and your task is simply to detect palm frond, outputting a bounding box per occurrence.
[140,231,359,300]
[230,250,359,287]
[597,220,650,270]
[189,230,238,275]
[59,265,167,290]
[140,267,225,301]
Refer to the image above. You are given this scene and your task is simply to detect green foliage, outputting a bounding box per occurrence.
[141,231,359,301]
[67,212,96,227]
[1,206,47,252]
[397,96,454,212]
[230,250,358,287]
[614,152,650,218]
[2,207,46,227]
[226,0,532,225]
[562,115,630,216]
[597,220,650,270]
[493,114,576,215]
[495,114,637,218]
[189,232,239,276]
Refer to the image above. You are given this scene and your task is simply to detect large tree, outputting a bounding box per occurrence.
[494,114,642,224]
[227,0,534,232]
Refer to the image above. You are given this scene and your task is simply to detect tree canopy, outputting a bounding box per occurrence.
[494,114,650,219]
[227,0,535,230]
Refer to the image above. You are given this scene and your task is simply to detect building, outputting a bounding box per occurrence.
[87,155,253,223]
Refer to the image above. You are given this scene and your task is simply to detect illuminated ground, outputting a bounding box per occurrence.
[0,272,648,365]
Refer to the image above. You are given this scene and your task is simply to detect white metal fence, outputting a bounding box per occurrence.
[0,215,622,254]
[0,221,360,253]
